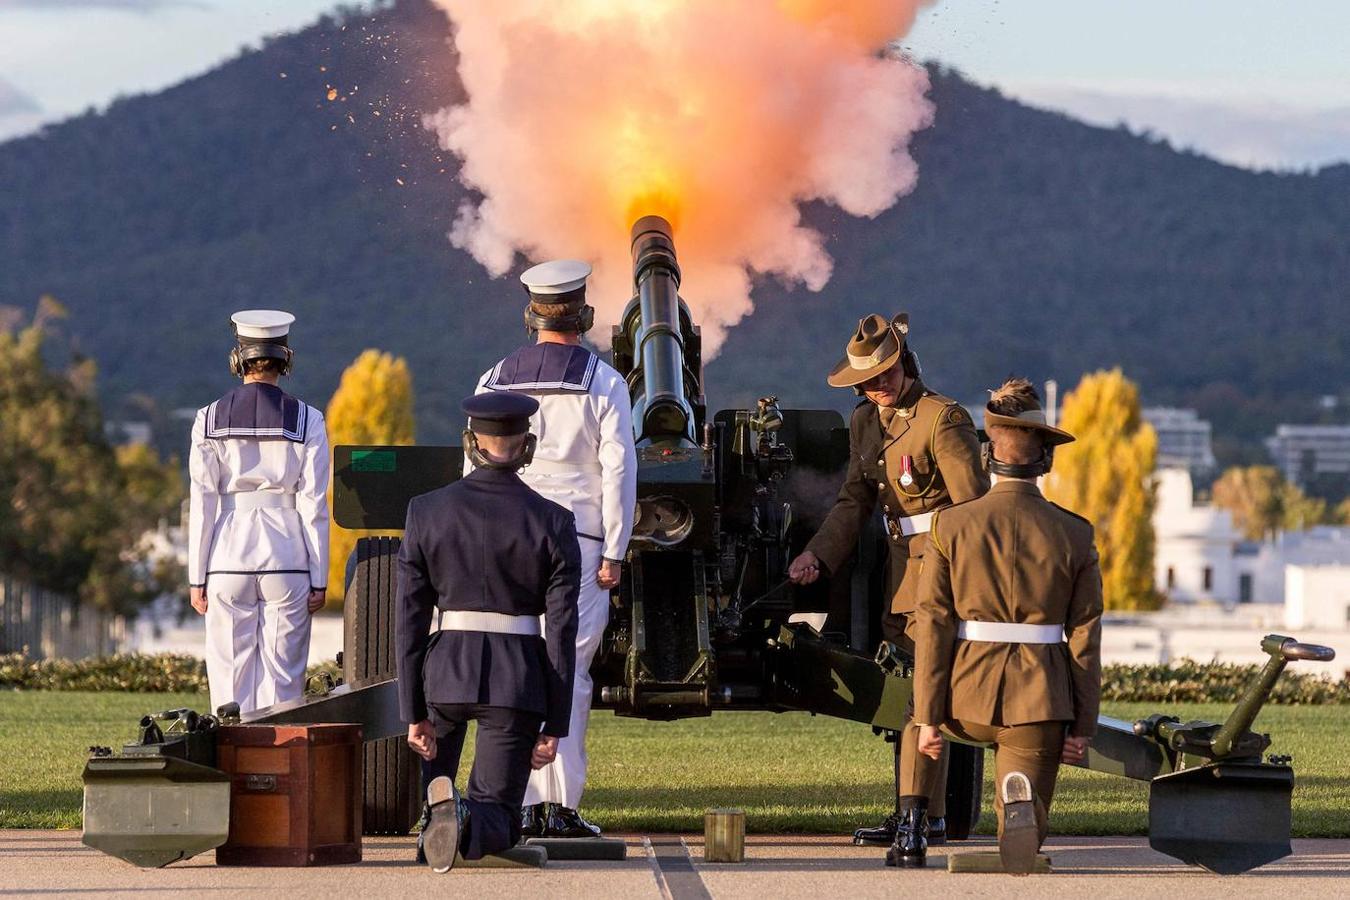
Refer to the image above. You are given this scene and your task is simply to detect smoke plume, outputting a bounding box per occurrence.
[426,1,936,353]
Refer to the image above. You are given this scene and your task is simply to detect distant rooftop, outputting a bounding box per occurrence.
[1276,526,1350,567]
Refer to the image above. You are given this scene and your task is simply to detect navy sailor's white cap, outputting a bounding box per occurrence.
[520,259,592,295]
[231,309,295,340]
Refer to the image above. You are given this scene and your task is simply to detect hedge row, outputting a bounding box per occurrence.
[1100,659,1350,705]
[0,653,340,694]
[2,652,1346,704]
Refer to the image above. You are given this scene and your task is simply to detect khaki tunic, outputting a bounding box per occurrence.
[805,378,988,616]
[911,480,1104,737]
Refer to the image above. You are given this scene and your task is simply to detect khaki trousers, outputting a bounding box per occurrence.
[904,720,1065,846]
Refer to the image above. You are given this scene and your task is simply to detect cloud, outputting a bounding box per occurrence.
[1012,86,1350,172]
[0,0,211,12]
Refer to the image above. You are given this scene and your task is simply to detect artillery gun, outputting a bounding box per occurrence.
[82,216,1337,876]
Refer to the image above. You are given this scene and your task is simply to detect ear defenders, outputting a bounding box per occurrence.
[462,429,538,471]
[523,304,595,335]
[981,440,1055,478]
[229,342,294,379]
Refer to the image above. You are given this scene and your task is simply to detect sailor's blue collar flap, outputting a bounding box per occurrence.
[205,382,307,442]
[485,343,597,393]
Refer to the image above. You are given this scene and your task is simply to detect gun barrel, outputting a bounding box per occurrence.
[627,215,699,447]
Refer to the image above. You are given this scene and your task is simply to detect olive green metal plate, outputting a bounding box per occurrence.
[81,756,231,868]
[768,623,910,732]
[1077,715,1169,781]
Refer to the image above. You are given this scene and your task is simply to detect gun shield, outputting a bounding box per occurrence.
[1147,761,1294,875]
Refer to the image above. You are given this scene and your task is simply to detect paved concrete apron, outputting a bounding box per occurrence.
[2,831,1346,898]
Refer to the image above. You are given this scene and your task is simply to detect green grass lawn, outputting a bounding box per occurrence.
[2,692,1345,835]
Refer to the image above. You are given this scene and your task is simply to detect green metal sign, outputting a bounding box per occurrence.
[351,449,397,473]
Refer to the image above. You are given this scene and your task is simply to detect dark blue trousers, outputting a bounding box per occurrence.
[423,703,542,860]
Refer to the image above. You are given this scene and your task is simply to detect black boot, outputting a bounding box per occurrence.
[884,797,928,869]
[857,731,904,846]
[853,809,901,846]
[520,803,546,839]
[927,816,947,846]
[543,804,603,838]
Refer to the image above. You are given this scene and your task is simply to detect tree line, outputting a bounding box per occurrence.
[0,299,183,614]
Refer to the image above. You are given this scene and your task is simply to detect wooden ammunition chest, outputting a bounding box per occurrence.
[215,723,363,866]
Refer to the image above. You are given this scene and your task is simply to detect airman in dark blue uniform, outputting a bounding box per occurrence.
[396,391,581,872]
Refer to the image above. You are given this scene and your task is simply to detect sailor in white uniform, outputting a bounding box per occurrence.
[188,310,330,715]
[465,259,637,839]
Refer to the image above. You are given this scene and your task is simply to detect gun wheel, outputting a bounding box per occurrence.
[943,741,984,840]
[344,536,421,835]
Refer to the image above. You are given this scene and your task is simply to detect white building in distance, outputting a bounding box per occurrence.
[1153,468,1279,605]
[1140,468,1350,677]
[1154,468,1350,606]
[1143,407,1216,476]
[1265,424,1350,488]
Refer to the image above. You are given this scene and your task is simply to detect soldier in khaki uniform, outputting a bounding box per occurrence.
[787,313,988,864]
[910,378,1103,873]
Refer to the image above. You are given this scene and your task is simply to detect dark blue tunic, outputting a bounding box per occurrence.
[395,466,581,737]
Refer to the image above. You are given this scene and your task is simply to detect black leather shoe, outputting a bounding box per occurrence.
[521,804,546,839]
[927,816,947,846]
[543,804,602,838]
[853,810,900,846]
[423,776,464,874]
[883,798,928,869]
[414,803,431,865]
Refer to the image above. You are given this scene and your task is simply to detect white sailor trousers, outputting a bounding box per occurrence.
[204,572,312,714]
[524,525,609,810]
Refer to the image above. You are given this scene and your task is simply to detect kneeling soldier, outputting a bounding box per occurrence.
[396,391,581,872]
[910,378,1102,872]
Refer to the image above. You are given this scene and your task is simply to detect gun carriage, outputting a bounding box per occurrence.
[82,216,1336,876]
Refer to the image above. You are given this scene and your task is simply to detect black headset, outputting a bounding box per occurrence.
[228,342,293,379]
[523,304,595,335]
[981,440,1055,478]
[462,429,538,471]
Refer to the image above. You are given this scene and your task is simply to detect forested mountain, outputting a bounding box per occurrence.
[2,0,1346,454]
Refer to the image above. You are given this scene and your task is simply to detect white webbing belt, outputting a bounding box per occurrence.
[526,459,603,475]
[894,511,933,536]
[438,610,541,636]
[957,621,1065,644]
[220,492,296,511]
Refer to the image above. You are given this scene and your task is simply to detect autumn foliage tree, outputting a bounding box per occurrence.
[1044,368,1160,611]
[325,350,415,604]
[1211,466,1327,540]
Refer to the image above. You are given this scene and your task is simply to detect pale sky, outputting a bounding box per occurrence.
[0,0,1346,169]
